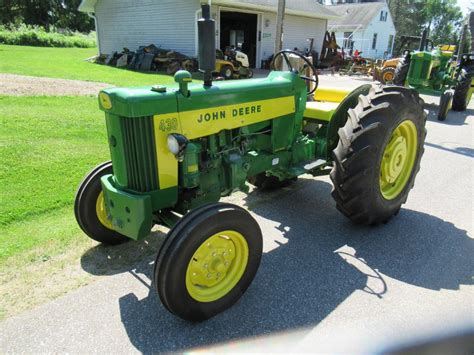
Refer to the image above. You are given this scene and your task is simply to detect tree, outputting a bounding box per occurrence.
[421,0,463,45]
[389,0,464,55]
[0,0,94,32]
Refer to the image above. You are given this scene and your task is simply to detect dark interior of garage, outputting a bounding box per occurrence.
[220,11,257,68]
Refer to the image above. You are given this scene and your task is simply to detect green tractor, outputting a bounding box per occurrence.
[75,4,427,321]
[393,28,474,121]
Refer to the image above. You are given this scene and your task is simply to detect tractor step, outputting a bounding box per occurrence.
[289,159,328,176]
[304,159,327,171]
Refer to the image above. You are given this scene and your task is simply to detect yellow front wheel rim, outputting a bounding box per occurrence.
[95,191,113,229]
[379,120,418,200]
[186,230,249,302]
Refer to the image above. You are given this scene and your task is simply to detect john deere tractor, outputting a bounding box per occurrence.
[75,4,427,321]
[373,34,434,84]
[393,28,474,120]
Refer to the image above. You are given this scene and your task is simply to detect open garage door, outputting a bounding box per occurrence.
[220,10,258,68]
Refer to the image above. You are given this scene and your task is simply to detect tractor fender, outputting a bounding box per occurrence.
[325,84,372,159]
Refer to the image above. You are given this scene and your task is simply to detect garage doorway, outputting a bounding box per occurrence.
[220,11,258,68]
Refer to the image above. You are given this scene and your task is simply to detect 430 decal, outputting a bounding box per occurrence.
[158,117,178,132]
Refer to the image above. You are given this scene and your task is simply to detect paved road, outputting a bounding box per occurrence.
[1,75,473,353]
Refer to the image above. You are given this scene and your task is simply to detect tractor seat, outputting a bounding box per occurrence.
[304,101,339,122]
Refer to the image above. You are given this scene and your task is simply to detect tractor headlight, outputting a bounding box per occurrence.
[167,133,188,161]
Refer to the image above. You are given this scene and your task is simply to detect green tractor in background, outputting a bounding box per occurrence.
[393,27,474,121]
[74,4,427,321]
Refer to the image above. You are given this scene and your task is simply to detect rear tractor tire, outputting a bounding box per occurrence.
[331,85,426,225]
[154,203,263,321]
[452,66,473,111]
[393,54,411,86]
[74,161,128,245]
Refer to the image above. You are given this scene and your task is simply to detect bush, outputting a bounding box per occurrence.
[0,24,96,48]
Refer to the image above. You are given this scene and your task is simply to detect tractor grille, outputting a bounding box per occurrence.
[121,116,159,192]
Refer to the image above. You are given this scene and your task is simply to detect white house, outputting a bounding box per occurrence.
[327,2,396,59]
[78,0,339,68]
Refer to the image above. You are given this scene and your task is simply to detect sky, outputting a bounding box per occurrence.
[457,0,473,15]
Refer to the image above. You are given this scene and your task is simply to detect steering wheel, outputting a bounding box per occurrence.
[270,50,319,96]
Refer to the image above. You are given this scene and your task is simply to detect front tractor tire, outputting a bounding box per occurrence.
[74,161,128,245]
[452,67,473,111]
[154,203,263,321]
[331,86,426,225]
[438,89,453,121]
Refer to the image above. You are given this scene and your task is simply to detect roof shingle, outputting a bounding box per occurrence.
[327,3,385,30]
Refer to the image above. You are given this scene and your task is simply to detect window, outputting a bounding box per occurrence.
[387,34,394,52]
[380,11,384,21]
[372,33,378,50]
[344,31,353,49]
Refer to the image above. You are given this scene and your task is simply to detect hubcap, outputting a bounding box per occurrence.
[379,120,418,200]
[95,191,113,229]
[383,71,394,82]
[186,230,248,302]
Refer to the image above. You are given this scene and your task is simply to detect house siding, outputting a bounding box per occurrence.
[93,0,328,67]
[284,15,327,58]
[332,3,396,59]
[95,0,199,56]
[361,5,396,59]
[259,13,326,63]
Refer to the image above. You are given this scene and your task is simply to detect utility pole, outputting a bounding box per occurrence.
[275,0,286,53]
[470,12,474,51]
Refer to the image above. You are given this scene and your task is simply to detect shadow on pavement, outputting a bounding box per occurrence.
[424,103,473,126]
[424,141,474,158]
[81,230,166,276]
[87,178,474,352]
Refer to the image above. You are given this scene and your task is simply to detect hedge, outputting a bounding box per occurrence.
[0,25,96,48]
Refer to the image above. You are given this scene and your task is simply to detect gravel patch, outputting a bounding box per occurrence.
[0,73,111,96]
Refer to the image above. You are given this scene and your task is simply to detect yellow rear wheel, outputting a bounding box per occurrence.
[331,85,426,225]
[379,120,418,200]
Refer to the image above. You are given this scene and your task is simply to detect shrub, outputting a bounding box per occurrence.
[0,24,96,48]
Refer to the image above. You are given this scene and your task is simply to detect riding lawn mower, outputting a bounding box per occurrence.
[215,47,253,80]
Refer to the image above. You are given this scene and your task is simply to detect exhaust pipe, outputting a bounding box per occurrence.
[198,3,216,87]
[419,28,428,51]
[457,24,467,64]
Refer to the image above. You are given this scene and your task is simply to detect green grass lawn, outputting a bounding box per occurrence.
[0,96,110,260]
[0,45,177,86]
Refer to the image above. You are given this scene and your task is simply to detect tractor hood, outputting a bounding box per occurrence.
[98,86,179,118]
